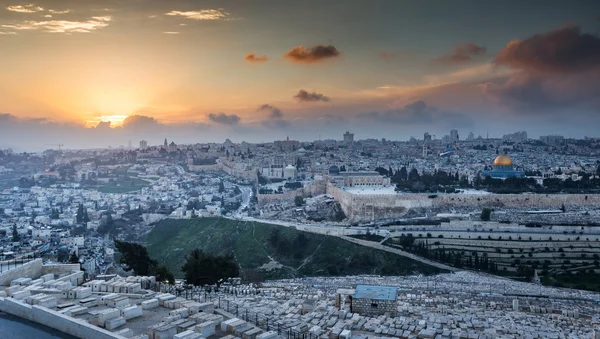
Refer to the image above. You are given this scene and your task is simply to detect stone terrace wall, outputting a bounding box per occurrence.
[431,193,600,208]
[352,298,397,317]
[0,297,124,339]
[0,259,43,286]
[257,188,304,205]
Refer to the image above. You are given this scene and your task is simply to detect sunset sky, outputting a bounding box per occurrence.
[1,0,599,150]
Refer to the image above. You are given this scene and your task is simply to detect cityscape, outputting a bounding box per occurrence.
[1,0,600,338]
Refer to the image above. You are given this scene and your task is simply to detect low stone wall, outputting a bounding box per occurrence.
[0,297,124,339]
[0,259,43,286]
[42,263,81,276]
[352,298,396,317]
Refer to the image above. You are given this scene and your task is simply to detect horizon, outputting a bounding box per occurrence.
[1,0,600,150]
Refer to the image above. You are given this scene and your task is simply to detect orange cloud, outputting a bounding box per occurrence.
[283,45,340,63]
[244,52,268,63]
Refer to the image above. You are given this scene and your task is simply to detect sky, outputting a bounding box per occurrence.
[0,0,599,150]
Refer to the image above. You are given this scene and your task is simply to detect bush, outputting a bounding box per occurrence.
[480,208,492,221]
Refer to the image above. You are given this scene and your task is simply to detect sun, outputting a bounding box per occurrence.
[86,115,129,128]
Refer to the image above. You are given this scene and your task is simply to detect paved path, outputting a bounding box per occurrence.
[339,236,459,272]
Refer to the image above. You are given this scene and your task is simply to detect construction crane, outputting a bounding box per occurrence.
[46,143,64,151]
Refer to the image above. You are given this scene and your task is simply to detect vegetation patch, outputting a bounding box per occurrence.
[142,217,444,280]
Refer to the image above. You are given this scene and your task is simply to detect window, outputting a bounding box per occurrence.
[371,303,378,308]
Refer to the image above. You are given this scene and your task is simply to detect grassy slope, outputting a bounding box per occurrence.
[142,217,444,279]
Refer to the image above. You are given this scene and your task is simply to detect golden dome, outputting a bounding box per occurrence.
[493,155,513,166]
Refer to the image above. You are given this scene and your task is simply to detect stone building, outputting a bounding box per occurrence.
[351,285,397,317]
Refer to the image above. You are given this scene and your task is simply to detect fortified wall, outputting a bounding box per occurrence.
[326,184,432,224]
[256,174,600,224]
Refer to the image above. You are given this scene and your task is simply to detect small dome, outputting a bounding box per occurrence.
[493,155,513,166]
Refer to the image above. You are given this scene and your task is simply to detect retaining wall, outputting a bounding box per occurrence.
[0,297,124,339]
[0,259,43,286]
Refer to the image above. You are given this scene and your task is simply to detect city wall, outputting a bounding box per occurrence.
[326,184,432,224]
[0,297,124,339]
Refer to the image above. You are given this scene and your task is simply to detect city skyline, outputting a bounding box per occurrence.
[1,0,600,150]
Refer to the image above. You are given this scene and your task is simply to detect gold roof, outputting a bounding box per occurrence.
[493,155,513,166]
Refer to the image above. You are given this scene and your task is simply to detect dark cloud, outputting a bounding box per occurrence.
[434,43,486,64]
[257,104,292,128]
[283,44,340,63]
[207,112,240,125]
[258,104,283,119]
[122,115,158,129]
[357,100,473,127]
[494,25,600,74]
[294,89,330,102]
[0,113,18,122]
[483,25,600,112]
[95,121,112,129]
[482,70,600,112]
[244,52,268,63]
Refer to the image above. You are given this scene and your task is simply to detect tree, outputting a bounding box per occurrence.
[114,240,174,284]
[219,181,225,193]
[181,249,239,287]
[294,196,304,207]
[76,203,84,223]
[12,225,20,242]
[69,252,80,264]
[480,208,492,221]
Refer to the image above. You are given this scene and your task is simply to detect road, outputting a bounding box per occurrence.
[339,236,459,272]
[239,186,252,208]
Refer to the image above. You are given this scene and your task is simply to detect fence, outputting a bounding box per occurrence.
[0,254,37,273]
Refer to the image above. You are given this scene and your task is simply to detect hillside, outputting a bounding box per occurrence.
[141,217,444,279]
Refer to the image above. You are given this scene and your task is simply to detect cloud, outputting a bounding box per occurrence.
[165,9,229,20]
[163,31,179,35]
[6,4,44,13]
[482,25,600,112]
[482,70,600,112]
[293,89,330,102]
[257,104,292,129]
[1,16,111,33]
[357,100,472,128]
[283,44,340,63]
[122,115,158,129]
[48,9,69,14]
[434,43,487,64]
[494,25,600,74]
[95,121,111,129]
[207,112,240,125]
[258,104,283,119]
[244,52,268,63]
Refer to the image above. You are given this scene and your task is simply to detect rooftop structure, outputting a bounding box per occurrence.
[482,154,524,179]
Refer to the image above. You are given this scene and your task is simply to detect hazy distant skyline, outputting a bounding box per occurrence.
[1,0,599,150]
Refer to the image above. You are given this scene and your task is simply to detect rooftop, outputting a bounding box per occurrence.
[353,285,398,301]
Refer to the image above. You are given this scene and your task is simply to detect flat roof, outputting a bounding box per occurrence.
[353,285,398,301]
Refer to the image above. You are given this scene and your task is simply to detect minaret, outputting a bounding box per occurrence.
[164,138,168,147]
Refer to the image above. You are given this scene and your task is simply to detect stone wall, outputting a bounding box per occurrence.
[326,184,432,224]
[352,298,396,317]
[257,188,304,205]
[0,297,124,339]
[0,259,43,286]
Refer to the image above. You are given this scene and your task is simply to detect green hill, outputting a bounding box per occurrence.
[141,217,445,279]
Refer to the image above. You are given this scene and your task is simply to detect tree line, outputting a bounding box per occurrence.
[115,240,239,287]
